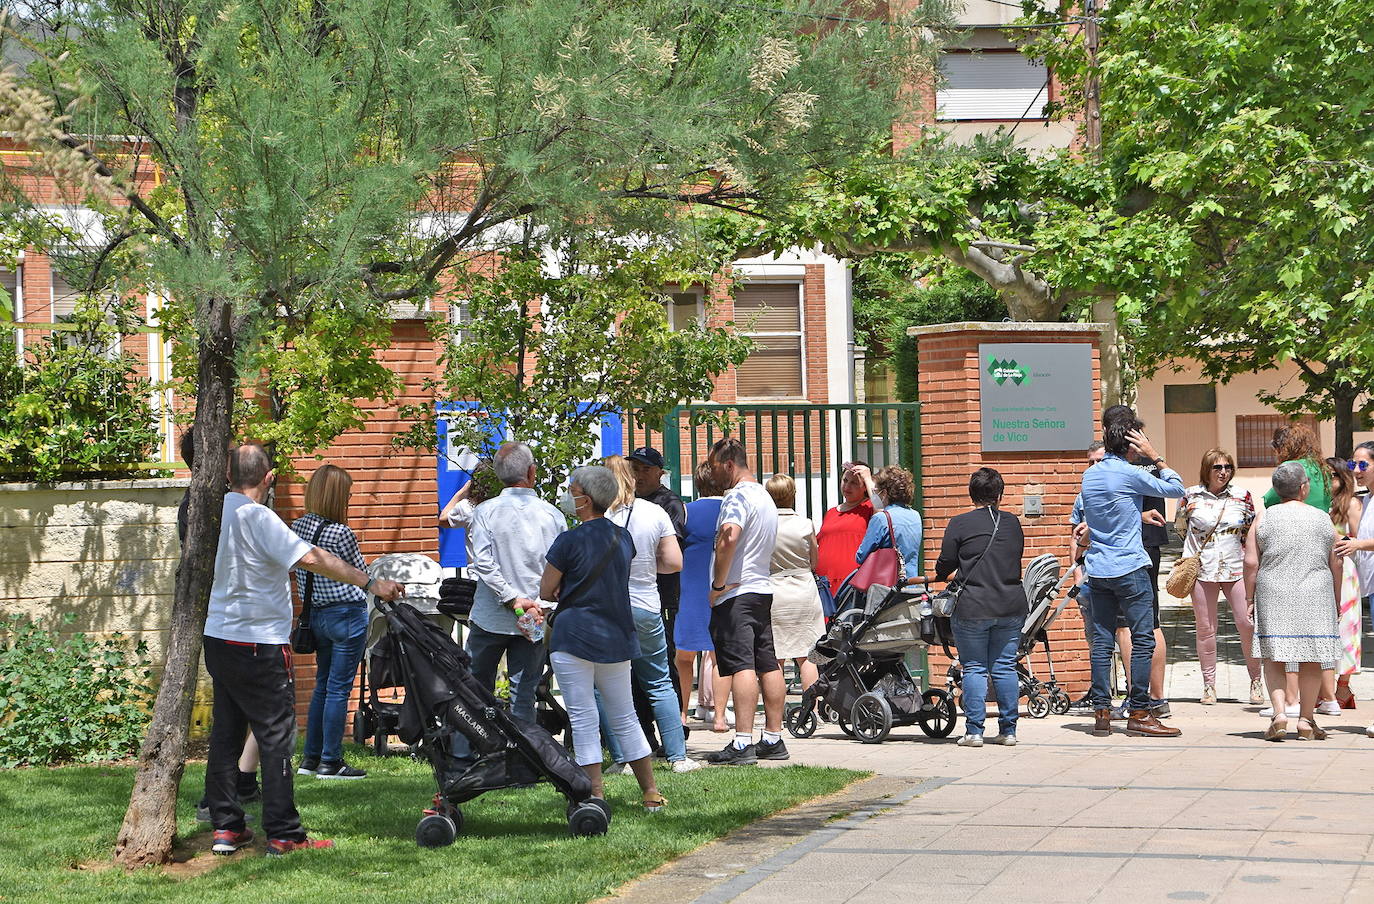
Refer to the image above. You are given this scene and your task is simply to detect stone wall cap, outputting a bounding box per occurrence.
[907,321,1108,337]
[0,477,191,493]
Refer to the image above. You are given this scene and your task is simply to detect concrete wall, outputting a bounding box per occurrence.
[0,478,186,647]
[1136,360,1374,513]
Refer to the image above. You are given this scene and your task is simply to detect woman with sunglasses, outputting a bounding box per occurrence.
[1176,449,1261,706]
[1324,458,1362,710]
[1335,442,1374,734]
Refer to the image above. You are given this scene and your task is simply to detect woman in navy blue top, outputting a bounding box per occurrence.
[676,460,727,727]
[541,465,665,810]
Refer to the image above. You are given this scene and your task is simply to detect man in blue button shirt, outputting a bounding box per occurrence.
[1080,406,1185,738]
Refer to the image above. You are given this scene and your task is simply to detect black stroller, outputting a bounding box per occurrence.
[372,597,609,846]
[785,580,958,744]
[945,554,1079,718]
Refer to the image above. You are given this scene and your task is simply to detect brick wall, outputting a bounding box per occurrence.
[915,325,1102,696]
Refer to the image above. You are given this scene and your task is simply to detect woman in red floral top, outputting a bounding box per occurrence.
[1175,449,1259,706]
[816,462,876,595]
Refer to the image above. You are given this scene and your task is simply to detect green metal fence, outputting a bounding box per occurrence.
[625,403,922,523]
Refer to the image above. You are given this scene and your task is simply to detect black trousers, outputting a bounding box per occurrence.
[203,636,304,841]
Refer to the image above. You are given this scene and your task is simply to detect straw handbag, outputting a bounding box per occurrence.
[1165,509,1220,598]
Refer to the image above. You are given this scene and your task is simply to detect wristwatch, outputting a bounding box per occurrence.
[1153,457,1166,465]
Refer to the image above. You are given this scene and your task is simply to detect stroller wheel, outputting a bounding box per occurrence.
[785,704,818,739]
[917,689,957,739]
[1049,689,1071,716]
[569,799,611,837]
[835,713,855,738]
[817,701,840,724]
[416,811,460,847]
[1027,694,1051,719]
[851,692,893,744]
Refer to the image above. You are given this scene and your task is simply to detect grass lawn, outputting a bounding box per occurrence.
[0,745,863,904]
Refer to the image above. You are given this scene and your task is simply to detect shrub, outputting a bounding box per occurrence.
[0,614,156,767]
[0,297,162,482]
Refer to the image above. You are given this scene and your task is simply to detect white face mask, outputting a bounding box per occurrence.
[559,489,588,518]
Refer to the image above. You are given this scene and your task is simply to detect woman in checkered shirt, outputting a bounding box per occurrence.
[291,465,371,780]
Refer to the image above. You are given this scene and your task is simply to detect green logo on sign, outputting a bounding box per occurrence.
[987,357,1031,386]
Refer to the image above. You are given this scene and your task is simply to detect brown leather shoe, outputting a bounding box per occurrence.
[1126,709,1182,738]
[1092,708,1112,737]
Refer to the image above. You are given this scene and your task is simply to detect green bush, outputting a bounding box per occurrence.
[0,614,156,767]
[0,297,162,482]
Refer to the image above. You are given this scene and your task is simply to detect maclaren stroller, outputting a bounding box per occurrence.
[371,596,608,846]
[785,579,958,744]
[945,553,1079,718]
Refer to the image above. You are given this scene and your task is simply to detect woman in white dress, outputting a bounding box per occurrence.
[1245,462,1343,741]
[765,474,825,693]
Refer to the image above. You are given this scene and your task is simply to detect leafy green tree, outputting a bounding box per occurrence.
[1,0,953,866]
[397,240,752,491]
[1025,0,1374,454]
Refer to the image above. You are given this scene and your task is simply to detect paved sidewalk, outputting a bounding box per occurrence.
[677,702,1374,904]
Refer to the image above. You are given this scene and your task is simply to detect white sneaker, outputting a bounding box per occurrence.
[1316,700,1342,717]
[1366,723,1374,738]
[956,734,983,748]
[1258,704,1300,718]
[671,758,704,774]
[694,705,712,722]
[987,734,1017,746]
[604,761,628,775]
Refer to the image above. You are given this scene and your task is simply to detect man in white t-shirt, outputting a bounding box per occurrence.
[703,438,786,765]
[607,496,697,771]
[203,444,403,857]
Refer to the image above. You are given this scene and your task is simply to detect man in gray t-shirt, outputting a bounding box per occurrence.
[703,438,787,765]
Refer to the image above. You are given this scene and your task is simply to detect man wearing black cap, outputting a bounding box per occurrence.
[628,446,689,735]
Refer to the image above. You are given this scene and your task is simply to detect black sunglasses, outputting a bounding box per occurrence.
[1211,463,1235,472]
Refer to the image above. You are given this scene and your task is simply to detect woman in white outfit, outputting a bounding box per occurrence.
[765,474,825,691]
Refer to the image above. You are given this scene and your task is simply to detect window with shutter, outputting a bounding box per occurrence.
[1235,414,1319,469]
[734,283,804,399]
[51,270,83,319]
[936,52,1050,121]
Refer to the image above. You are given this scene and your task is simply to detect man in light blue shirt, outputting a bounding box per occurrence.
[465,441,566,725]
[1080,406,1184,738]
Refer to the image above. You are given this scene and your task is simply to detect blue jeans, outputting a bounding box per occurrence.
[1088,568,1156,710]
[465,623,546,723]
[600,608,686,763]
[303,604,367,764]
[952,615,1022,737]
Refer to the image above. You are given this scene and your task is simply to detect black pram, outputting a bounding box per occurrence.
[372,598,610,845]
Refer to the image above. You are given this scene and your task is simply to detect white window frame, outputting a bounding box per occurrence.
[49,266,123,357]
[664,289,705,331]
[735,280,807,401]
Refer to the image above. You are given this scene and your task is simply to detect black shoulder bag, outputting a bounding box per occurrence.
[290,517,331,654]
[931,507,1001,619]
[545,517,632,648]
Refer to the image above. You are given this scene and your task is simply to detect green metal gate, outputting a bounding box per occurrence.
[624,403,922,522]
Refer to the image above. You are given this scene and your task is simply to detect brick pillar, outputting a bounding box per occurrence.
[912,322,1104,697]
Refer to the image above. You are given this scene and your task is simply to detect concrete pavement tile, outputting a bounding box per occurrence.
[1070,788,1206,828]
[846,884,980,904]
[925,823,1053,852]
[976,854,1131,897]
[732,879,865,904]
[1138,828,1262,858]
[1244,830,1368,862]
[879,851,1016,885]
[775,851,908,882]
[1085,856,1239,903]
[1033,825,1153,854]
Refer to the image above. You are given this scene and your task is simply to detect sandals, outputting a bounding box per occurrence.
[1296,718,1328,741]
[1264,718,1288,742]
[642,793,668,812]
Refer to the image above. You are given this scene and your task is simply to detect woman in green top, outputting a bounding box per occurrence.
[1260,423,1339,716]
[1262,425,1331,512]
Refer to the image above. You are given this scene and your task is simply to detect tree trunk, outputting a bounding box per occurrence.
[1334,385,1357,459]
[1091,296,1124,410]
[113,297,237,868]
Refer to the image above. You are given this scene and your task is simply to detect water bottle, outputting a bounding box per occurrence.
[918,594,934,619]
[514,607,544,643]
